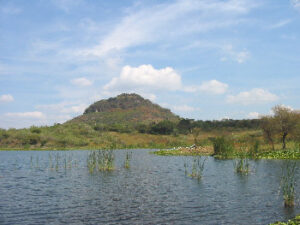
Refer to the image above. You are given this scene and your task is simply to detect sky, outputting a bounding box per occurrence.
[1,0,300,128]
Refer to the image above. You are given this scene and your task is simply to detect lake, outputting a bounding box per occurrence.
[0,149,299,225]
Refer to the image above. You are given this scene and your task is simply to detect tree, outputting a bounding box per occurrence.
[177,119,193,134]
[149,120,175,135]
[191,127,201,146]
[272,105,299,149]
[260,116,276,150]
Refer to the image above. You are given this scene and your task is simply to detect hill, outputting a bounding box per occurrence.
[68,93,179,130]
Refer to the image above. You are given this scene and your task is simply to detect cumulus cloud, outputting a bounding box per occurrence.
[104,64,182,92]
[198,80,228,94]
[71,77,92,87]
[5,111,45,119]
[0,94,14,103]
[226,88,278,105]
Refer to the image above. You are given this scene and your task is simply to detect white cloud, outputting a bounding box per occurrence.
[291,0,300,10]
[104,64,182,92]
[37,102,87,114]
[0,94,14,103]
[78,0,258,57]
[5,111,45,119]
[247,112,260,119]
[221,44,250,63]
[71,77,93,87]
[268,19,292,29]
[226,88,279,105]
[199,80,228,95]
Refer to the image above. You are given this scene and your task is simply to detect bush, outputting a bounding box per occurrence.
[210,136,234,157]
[249,139,260,157]
[30,126,41,134]
[149,120,175,135]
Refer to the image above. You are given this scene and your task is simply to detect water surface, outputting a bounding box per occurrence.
[0,150,299,224]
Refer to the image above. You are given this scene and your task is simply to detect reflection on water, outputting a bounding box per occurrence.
[0,150,299,225]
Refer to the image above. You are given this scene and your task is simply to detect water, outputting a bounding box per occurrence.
[0,150,299,225]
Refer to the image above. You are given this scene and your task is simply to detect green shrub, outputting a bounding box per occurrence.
[30,126,41,134]
[249,139,260,158]
[210,136,234,157]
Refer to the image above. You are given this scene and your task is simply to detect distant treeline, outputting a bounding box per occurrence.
[98,118,261,135]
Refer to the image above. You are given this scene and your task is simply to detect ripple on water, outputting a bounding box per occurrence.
[0,150,299,225]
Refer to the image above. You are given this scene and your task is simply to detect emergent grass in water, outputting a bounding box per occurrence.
[234,158,250,175]
[280,161,297,208]
[124,151,132,169]
[87,150,115,173]
[184,156,206,181]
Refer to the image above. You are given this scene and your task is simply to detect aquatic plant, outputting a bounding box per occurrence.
[124,151,132,169]
[184,158,188,175]
[234,158,250,174]
[258,148,300,160]
[270,214,300,225]
[98,150,115,171]
[280,161,297,207]
[87,151,97,173]
[185,156,206,181]
[87,150,115,173]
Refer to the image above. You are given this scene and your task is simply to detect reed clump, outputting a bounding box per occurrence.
[185,156,206,181]
[280,161,297,208]
[87,150,115,173]
[234,158,250,174]
[124,151,132,169]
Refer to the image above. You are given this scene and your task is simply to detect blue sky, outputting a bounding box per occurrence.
[1,0,300,128]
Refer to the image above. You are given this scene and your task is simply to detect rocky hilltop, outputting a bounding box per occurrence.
[69,93,179,128]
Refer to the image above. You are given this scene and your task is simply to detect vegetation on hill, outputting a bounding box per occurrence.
[0,94,299,161]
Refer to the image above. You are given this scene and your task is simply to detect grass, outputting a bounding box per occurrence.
[2,125,300,160]
[184,156,206,181]
[211,136,234,158]
[124,151,132,169]
[29,152,78,171]
[234,158,250,174]
[280,161,297,208]
[87,150,115,173]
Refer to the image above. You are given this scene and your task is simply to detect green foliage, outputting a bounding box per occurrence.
[280,161,297,208]
[30,126,41,134]
[185,156,206,181]
[248,139,260,158]
[149,120,175,135]
[270,214,300,225]
[258,148,300,159]
[177,119,193,134]
[87,150,115,173]
[210,136,234,157]
[124,151,132,169]
[234,158,250,174]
